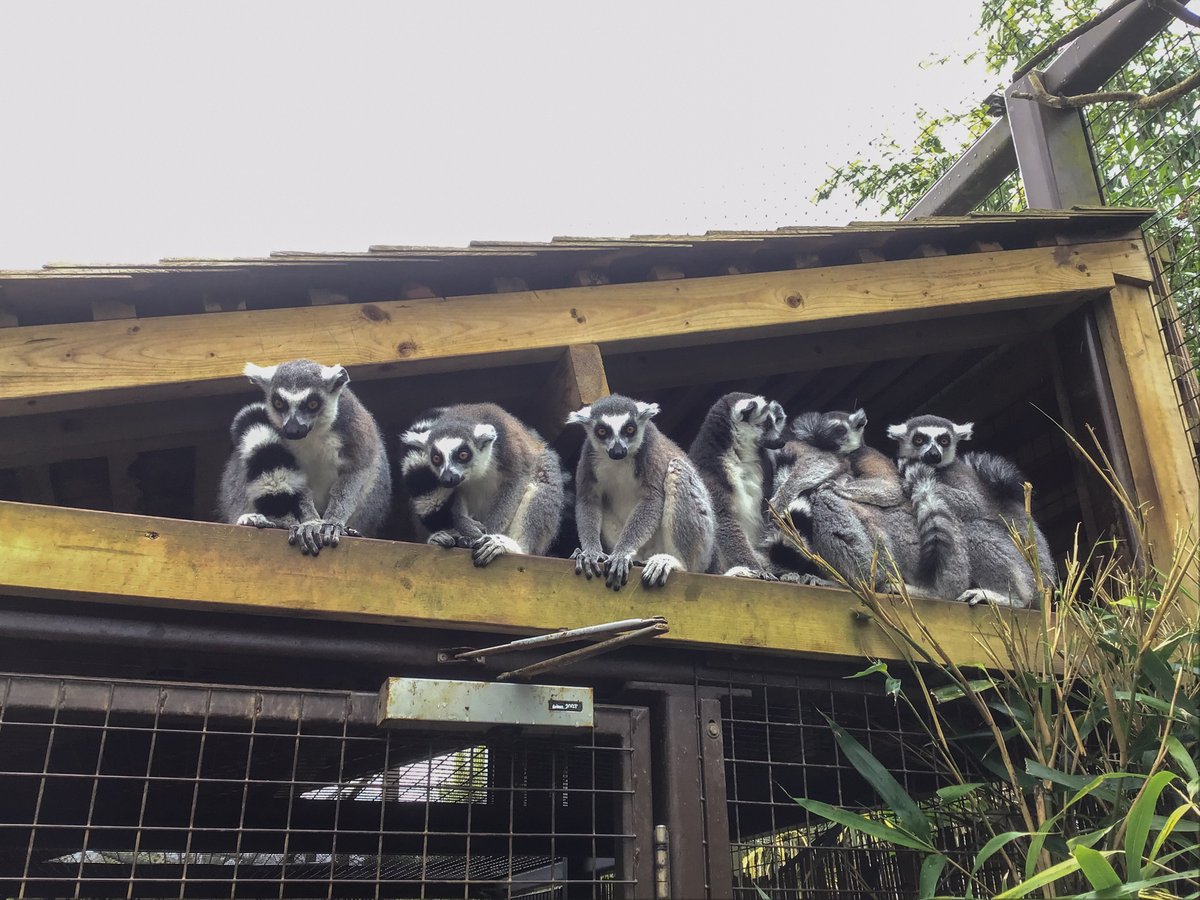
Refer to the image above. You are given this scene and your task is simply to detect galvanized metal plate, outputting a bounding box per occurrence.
[377,677,594,731]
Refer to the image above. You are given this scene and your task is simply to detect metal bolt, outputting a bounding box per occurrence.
[706,720,720,739]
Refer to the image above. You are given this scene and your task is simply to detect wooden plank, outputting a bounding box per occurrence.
[0,241,1150,418]
[1095,284,1200,601]
[540,344,610,440]
[0,501,1043,667]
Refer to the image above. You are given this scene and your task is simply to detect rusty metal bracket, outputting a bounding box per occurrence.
[441,617,669,683]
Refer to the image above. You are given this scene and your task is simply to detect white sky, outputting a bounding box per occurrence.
[0,2,996,269]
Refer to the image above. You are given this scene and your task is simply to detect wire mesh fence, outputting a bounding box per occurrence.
[1085,20,1200,468]
[0,673,644,899]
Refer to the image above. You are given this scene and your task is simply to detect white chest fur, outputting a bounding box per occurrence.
[459,466,503,525]
[594,455,659,556]
[290,429,344,513]
[725,428,765,543]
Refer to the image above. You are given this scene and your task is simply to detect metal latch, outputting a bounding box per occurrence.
[440,616,669,682]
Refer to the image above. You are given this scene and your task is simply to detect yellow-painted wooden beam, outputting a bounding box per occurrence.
[1096,283,1200,602]
[0,241,1149,417]
[0,500,1041,667]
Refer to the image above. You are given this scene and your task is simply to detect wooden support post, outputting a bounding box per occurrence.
[90,299,138,320]
[571,269,610,287]
[401,283,437,300]
[202,293,247,313]
[308,289,349,306]
[912,243,948,258]
[541,344,610,441]
[1095,283,1200,598]
[0,501,1045,667]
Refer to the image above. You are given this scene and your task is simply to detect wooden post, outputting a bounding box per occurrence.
[1095,281,1200,600]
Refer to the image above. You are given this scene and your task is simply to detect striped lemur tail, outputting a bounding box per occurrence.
[398,407,456,535]
[230,402,307,524]
[905,466,959,584]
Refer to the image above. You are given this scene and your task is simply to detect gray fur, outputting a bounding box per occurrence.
[764,409,965,599]
[218,359,391,555]
[400,403,565,567]
[567,394,715,591]
[688,392,787,579]
[890,415,1056,609]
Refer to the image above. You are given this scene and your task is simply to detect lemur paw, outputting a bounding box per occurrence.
[288,520,349,556]
[604,553,635,591]
[957,588,1020,608]
[643,554,684,588]
[428,530,460,549]
[571,548,608,580]
[723,565,777,581]
[472,534,523,567]
[785,573,837,587]
[236,513,280,529]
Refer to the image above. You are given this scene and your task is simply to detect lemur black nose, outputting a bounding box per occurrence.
[607,446,627,460]
[282,420,310,440]
[439,471,463,487]
[922,448,942,465]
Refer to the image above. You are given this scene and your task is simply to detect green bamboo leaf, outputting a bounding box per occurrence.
[1066,868,1200,899]
[930,678,996,703]
[971,830,1028,877]
[1125,770,1177,881]
[846,662,890,680]
[1073,845,1121,890]
[788,796,935,852]
[820,714,932,843]
[936,782,985,802]
[1149,802,1192,863]
[1164,735,1199,796]
[919,853,947,899]
[995,857,1082,899]
[1112,691,1199,725]
[754,884,771,900]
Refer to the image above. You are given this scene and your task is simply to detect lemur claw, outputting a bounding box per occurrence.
[288,519,348,556]
[428,530,460,549]
[571,548,608,580]
[604,553,634,591]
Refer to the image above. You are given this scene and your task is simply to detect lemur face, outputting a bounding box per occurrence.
[887,415,973,468]
[244,360,349,441]
[403,421,498,488]
[790,409,868,454]
[731,395,789,450]
[567,395,659,461]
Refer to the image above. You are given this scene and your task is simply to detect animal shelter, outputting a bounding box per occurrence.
[0,210,1196,898]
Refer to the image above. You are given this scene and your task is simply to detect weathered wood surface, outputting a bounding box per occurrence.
[0,241,1150,417]
[1097,282,1200,598]
[0,500,1040,667]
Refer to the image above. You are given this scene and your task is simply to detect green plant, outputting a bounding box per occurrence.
[769,449,1199,897]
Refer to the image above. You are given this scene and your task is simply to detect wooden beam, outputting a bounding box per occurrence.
[540,344,610,440]
[1095,284,1200,600]
[0,501,1042,667]
[0,242,1149,417]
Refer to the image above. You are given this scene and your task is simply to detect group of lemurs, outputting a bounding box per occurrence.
[218,359,1056,609]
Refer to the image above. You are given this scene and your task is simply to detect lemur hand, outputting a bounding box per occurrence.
[604,553,635,591]
[289,519,350,555]
[571,548,608,580]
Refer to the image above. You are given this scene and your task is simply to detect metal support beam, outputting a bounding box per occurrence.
[905,0,1184,217]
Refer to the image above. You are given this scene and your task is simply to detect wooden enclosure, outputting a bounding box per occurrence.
[0,209,1197,667]
[1,210,1198,899]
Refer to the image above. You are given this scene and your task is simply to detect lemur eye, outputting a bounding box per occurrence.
[937,435,950,447]
[912,434,926,446]
[595,425,609,438]
[457,449,471,462]
[271,397,286,411]
[622,424,636,436]
[306,397,321,411]
[431,452,443,466]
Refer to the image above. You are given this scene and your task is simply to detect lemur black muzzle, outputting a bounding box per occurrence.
[922,448,943,465]
[439,471,464,488]
[607,446,628,461]
[282,419,311,440]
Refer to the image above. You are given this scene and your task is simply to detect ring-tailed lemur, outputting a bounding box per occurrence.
[764,410,966,599]
[217,360,392,555]
[399,403,566,566]
[567,395,715,591]
[888,415,1055,609]
[688,393,787,578]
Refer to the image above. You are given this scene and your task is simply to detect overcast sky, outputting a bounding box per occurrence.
[0,2,995,269]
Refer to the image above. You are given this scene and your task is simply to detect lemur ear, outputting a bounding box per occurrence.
[320,365,350,393]
[634,401,660,422]
[954,422,975,441]
[400,429,431,449]
[565,405,592,426]
[849,409,868,429]
[474,423,498,448]
[243,362,277,390]
[886,424,907,442]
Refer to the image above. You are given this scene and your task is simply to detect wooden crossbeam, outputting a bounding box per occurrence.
[0,241,1150,418]
[0,500,1041,667]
